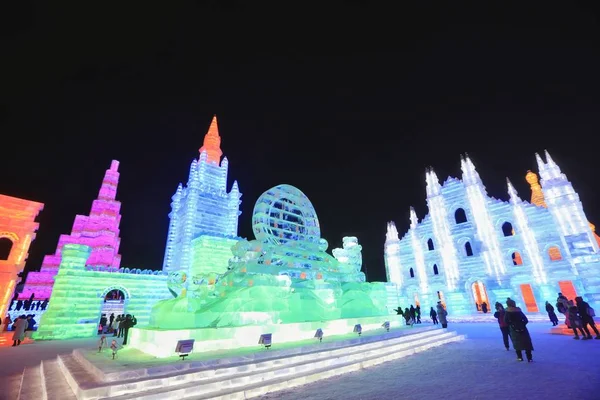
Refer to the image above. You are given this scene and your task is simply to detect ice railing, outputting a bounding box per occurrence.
[84,265,167,275]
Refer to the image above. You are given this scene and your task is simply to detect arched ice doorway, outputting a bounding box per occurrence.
[471,281,490,312]
[99,287,128,334]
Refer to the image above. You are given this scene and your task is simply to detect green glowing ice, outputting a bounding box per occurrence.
[150,185,389,329]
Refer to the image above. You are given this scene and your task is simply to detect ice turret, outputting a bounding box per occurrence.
[162,115,242,274]
[506,178,521,204]
[461,155,505,283]
[507,178,548,284]
[408,208,428,292]
[536,151,598,255]
[460,154,484,189]
[384,221,403,286]
[425,168,442,198]
[386,221,399,241]
[409,206,419,229]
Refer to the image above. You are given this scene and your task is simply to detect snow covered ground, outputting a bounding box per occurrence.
[0,323,598,400]
[259,322,600,400]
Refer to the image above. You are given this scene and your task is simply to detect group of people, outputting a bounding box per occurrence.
[8,314,37,346]
[493,293,599,362]
[396,301,449,328]
[98,313,137,345]
[548,293,599,340]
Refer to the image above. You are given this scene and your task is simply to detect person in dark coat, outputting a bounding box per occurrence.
[436,302,448,328]
[575,296,599,340]
[481,302,488,314]
[504,298,534,362]
[430,307,438,324]
[415,305,421,323]
[545,301,559,326]
[567,300,586,339]
[409,305,416,324]
[494,302,512,350]
[403,307,412,326]
[121,314,137,345]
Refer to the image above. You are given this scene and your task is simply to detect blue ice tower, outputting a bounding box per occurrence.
[162,116,242,276]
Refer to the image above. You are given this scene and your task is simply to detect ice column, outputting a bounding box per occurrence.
[384,221,403,287]
[409,207,429,293]
[426,168,460,290]
[461,155,506,283]
[507,179,547,284]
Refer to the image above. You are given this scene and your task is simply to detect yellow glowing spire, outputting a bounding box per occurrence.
[526,170,547,208]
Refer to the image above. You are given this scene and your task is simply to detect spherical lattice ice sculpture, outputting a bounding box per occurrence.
[252,185,321,248]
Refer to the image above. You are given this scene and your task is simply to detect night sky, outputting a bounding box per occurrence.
[2,3,599,283]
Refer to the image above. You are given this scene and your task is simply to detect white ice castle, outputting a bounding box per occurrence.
[384,151,600,317]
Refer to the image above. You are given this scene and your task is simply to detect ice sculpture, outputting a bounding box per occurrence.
[20,160,123,301]
[162,115,242,279]
[34,244,170,340]
[0,195,44,322]
[384,152,600,317]
[150,184,388,329]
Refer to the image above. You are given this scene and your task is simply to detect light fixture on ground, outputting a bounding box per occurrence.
[259,333,272,349]
[353,324,362,336]
[382,321,390,332]
[314,328,323,342]
[175,339,194,360]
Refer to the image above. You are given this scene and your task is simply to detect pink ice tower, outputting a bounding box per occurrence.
[19,160,123,300]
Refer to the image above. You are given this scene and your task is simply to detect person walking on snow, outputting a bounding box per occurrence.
[575,296,599,340]
[545,301,559,326]
[494,302,512,350]
[430,307,438,325]
[567,300,586,339]
[11,315,27,346]
[504,298,534,362]
[436,302,448,328]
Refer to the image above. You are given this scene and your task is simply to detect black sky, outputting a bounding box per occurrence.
[2,3,599,283]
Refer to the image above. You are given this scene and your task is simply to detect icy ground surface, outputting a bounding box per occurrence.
[259,323,600,400]
[0,323,598,400]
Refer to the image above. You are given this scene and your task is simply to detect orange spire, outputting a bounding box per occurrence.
[199,115,223,165]
[525,170,547,208]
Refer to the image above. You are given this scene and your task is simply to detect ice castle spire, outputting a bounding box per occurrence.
[97,160,120,201]
[408,208,428,292]
[460,154,484,189]
[424,165,460,291]
[461,155,505,283]
[199,115,223,165]
[525,170,547,208]
[506,178,521,204]
[507,178,548,284]
[163,115,242,274]
[386,221,399,241]
[20,160,123,300]
[425,168,441,198]
[409,206,419,229]
[384,221,403,286]
[536,151,599,255]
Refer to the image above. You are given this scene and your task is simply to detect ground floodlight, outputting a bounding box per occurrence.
[314,328,324,342]
[259,333,272,349]
[382,321,390,332]
[175,339,195,361]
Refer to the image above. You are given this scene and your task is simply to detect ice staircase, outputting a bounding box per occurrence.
[18,326,464,400]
